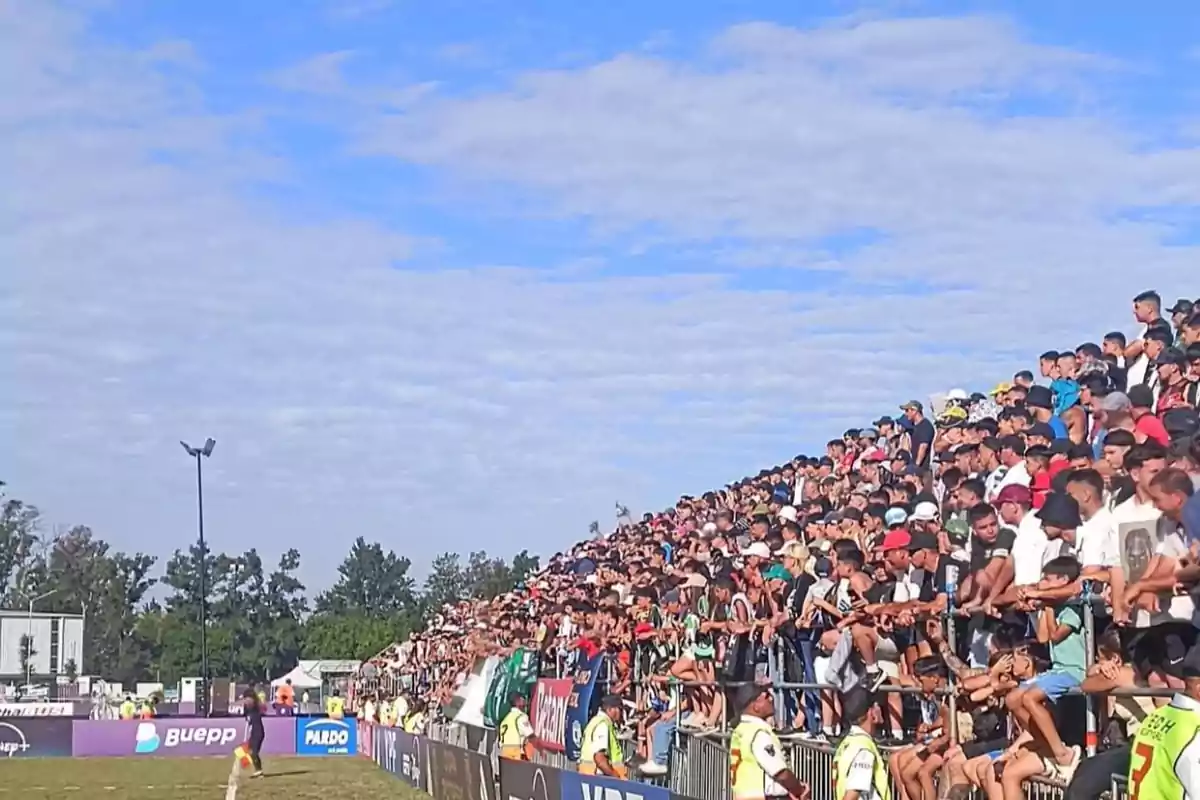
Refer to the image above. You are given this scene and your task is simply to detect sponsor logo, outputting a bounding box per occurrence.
[532,679,571,752]
[579,783,644,800]
[0,723,31,757]
[135,723,238,754]
[298,718,355,755]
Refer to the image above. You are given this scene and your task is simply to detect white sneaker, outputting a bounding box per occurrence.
[640,763,668,777]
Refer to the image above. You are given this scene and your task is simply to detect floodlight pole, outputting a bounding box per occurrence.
[181,438,215,716]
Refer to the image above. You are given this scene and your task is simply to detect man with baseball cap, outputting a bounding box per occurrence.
[729,684,811,800]
[832,686,890,800]
[579,695,627,778]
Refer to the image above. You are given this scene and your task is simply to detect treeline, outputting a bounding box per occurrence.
[0,483,538,686]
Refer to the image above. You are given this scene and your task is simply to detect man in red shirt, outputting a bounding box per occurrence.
[1127,384,1171,445]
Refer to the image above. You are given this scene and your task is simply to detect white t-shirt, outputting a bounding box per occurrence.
[1012,512,1049,585]
[1077,507,1120,569]
[993,461,1031,498]
[1113,496,1194,626]
[891,566,921,604]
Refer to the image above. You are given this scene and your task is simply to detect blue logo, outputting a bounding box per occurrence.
[134,723,160,753]
[296,718,356,756]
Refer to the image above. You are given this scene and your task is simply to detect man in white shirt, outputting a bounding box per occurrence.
[989,436,1031,501]
[1066,468,1127,622]
[1117,442,1195,686]
[995,484,1047,590]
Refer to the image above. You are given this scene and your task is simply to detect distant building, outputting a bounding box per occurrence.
[0,609,85,680]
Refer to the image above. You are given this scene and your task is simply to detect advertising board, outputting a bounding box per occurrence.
[559,765,672,800]
[499,756,562,800]
[427,738,495,800]
[295,716,357,756]
[0,702,74,718]
[72,717,296,757]
[0,718,74,758]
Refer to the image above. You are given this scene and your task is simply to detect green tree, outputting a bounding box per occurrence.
[315,537,416,617]
[424,551,467,612]
[0,487,43,604]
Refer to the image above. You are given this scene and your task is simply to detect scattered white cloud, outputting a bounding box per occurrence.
[2,3,1197,584]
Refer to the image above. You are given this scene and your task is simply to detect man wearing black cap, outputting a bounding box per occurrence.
[1170,299,1196,346]
[579,695,626,778]
[832,686,889,800]
[729,684,811,800]
[1125,644,1200,799]
[1026,385,1068,440]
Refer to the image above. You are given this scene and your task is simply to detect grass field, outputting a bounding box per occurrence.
[0,756,422,800]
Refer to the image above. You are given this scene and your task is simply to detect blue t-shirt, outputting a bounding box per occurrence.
[1049,416,1069,439]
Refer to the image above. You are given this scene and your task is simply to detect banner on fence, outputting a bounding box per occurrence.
[444,656,499,728]
[72,717,296,757]
[531,678,571,753]
[483,647,540,729]
[296,716,357,755]
[499,756,563,800]
[564,654,605,762]
[0,702,74,718]
[0,718,73,758]
[428,738,496,800]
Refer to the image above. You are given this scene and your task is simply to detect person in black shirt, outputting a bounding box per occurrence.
[900,401,936,469]
[242,688,266,778]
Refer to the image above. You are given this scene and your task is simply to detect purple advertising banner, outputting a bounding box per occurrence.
[72,717,297,757]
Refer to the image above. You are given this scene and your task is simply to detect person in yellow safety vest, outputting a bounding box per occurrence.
[326,689,345,720]
[392,693,410,727]
[381,695,400,727]
[498,693,536,761]
[119,696,136,720]
[579,695,628,779]
[403,700,426,733]
[138,697,155,719]
[729,684,811,800]
[256,685,268,707]
[832,687,890,800]
[1124,646,1200,800]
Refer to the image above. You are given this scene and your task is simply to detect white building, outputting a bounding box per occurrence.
[0,609,85,679]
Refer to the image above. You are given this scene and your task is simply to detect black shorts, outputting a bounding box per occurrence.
[1125,622,1197,679]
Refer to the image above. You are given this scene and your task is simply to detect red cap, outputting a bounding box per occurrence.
[862,450,886,463]
[881,529,912,552]
[995,484,1033,506]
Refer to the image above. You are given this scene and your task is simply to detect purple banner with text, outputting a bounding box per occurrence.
[72,718,296,757]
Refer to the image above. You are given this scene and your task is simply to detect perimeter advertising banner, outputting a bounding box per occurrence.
[0,718,73,758]
[530,678,571,753]
[295,716,357,755]
[72,717,297,757]
[427,739,496,800]
[561,768,672,800]
[396,730,427,791]
[499,756,563,800]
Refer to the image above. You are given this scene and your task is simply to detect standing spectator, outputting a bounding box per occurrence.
[901,401,936,470]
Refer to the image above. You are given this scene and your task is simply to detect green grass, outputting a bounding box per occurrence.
[0,756,422,800]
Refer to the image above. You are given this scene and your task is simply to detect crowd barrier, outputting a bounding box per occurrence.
[0,715,359,759]
[362,721,701,800]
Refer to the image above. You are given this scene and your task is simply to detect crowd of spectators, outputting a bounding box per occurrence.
[357,290,1200,797]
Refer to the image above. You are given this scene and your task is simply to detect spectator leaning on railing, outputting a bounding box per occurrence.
[351,289,1200,800]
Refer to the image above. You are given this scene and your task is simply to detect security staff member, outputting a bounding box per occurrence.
[498,693,535,761]
[580,695,627,779]
[392,693,410,727]
[833,687,890,800]
[138,696,155,719]
[381,694,399,727]
[403,700,427,733]
[326,689,345,720]
[1127,646,1200,799]
[730,684,810,800]
[119,695,136,720]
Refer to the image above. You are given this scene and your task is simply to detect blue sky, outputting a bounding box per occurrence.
[2,0,1198,589]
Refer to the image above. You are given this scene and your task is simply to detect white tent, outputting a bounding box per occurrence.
[269,659,356,690]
